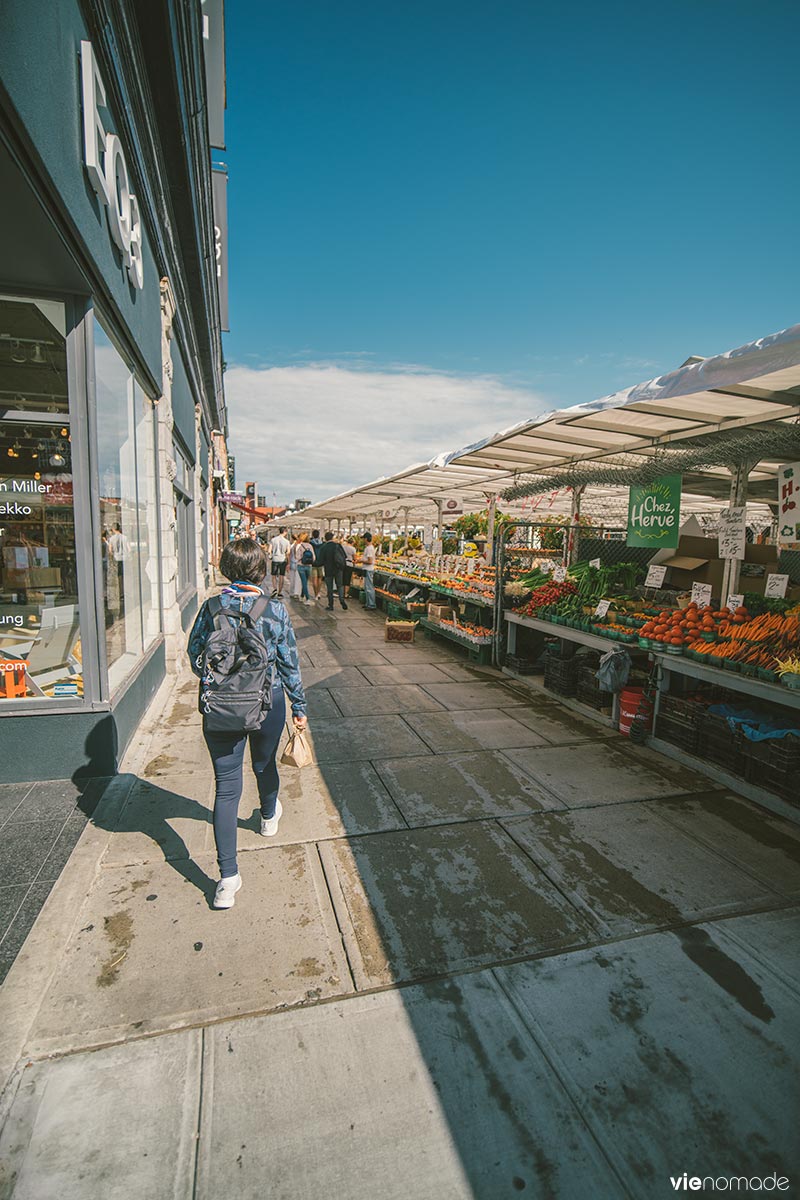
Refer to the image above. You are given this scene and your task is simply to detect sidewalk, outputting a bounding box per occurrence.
[1,599,798,1198]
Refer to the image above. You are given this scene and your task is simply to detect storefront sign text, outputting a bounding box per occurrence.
[81,42,144,289]
[627,475,682,548]
[778,461,800,547]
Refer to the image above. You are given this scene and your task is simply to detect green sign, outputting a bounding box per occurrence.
[626,474,682,548]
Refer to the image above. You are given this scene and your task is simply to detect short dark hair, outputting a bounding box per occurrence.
[363,532,372,542]
[324,531,334,541]
[218,537,267,585]
[279,526,287,534]
[311,529,320,538]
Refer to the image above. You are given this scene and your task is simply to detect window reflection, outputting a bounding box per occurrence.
[0,295,82,701]
[95,321,160,693]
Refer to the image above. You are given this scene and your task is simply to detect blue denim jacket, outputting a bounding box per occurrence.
[187,584,307,718]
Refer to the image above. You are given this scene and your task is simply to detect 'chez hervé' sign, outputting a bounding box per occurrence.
[626,475,682,548]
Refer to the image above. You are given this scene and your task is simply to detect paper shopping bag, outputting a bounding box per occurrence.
[281,731,312,768]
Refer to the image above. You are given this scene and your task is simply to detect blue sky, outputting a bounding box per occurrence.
[222,0,799,501]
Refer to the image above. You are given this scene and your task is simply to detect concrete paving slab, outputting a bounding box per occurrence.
[142,731,209,777]
[377,644,460,664]
[0,784,32,827]
[404,708,548,752]
[0,822,65,887]
[420,679,531,711]
[373,751,565,826]
[495,926,800,1191]
[503,803,778,936]
[306,647,392,667]
[196,974,623,1200]
[503,740,700,807]
[430,662,505,683]
[25,846,353,1056]
[304,688,341,718]
[360,663,454,685]
[710,906,800,995]
[301,715,433,762]
[319,823,592,987]
[500,700,618,743]
[0,1028,200,1200]
[100,774,214,867]
[654,792,800,900]
[235,760,407,847]
[330,684,445,716]
[300,665,373,690]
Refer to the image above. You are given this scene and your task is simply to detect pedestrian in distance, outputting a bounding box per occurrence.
[188,538,308,909]
[362,531,377,609]
[269,526,291,598]
[309,528,324,601]
[287,531,302,599]
[316,531,348,611]
[341,534,357,599]
[294,532,314,604]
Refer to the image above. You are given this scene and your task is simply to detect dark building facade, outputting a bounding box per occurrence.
[0,0,229,779]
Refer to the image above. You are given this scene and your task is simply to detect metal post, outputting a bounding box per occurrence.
[720,460,754,602]
[565,486,585,566]
[485,495,497,565]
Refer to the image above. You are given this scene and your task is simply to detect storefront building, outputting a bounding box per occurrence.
[0,1,229,779]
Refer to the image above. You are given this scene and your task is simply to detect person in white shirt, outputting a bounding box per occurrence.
[361,532,377,609]
[268,527,291,598]
[341,535,357,599]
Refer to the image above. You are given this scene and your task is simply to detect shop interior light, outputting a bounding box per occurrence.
[30,344,46,365]
[49,451,66,468]
[10,340,26,363]
[60,428,68,437]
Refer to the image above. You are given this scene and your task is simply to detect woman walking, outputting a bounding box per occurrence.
[188,538,308,908]
[293,532,314,604]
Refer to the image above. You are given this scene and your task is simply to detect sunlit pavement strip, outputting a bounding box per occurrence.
[0,601,798,1198]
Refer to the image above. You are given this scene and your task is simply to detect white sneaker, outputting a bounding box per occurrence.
[213,873,242,909]
[260,799,283,837]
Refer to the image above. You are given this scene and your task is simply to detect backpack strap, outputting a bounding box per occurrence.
[242,594,270,626]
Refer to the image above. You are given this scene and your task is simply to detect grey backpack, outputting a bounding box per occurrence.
[199,595,273,732]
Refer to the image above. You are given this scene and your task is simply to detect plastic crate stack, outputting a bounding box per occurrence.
[741,732,800,804]
[655,695,707,755]
[574,655,608,712]
[543,652,580,698]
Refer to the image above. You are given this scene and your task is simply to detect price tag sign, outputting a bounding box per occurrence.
[645,564,667,589]
[594,598,611,618]
[405,587,422,601]
[540,561,553,574]
[691,581,713,607]
[726,593,744,613]
[553,565,567,583]
[718,506,747,560]
[589,558,601,569]
[466,560,475,575]
[765,573,789,599]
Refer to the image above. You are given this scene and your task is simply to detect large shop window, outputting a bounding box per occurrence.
[95,321,160,694]
[0,295,82,702]
[173,441,195,598]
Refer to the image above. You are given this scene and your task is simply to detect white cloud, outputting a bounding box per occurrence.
[224,362,549,504]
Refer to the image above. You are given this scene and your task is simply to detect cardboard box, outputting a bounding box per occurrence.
[656,536,779,600]
[27,567,62,588]
[427,603,452,621]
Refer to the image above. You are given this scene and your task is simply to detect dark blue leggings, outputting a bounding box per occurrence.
[203,686,286,878]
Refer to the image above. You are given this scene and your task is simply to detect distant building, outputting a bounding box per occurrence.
[294,498,311,510]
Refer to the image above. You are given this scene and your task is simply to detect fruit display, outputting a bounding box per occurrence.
[429,616,492,644]
[515,580,578,616]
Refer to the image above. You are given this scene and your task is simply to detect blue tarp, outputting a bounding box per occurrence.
[709,704,800,742]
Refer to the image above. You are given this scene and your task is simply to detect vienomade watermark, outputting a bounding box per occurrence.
[670,1174,790,1192]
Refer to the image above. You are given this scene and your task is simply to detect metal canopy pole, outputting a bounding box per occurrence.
[565,485,585,566]
[720,459,756,602]
[485,494,497,565]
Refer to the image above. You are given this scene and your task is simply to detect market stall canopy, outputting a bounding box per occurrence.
[445,323,800,505]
